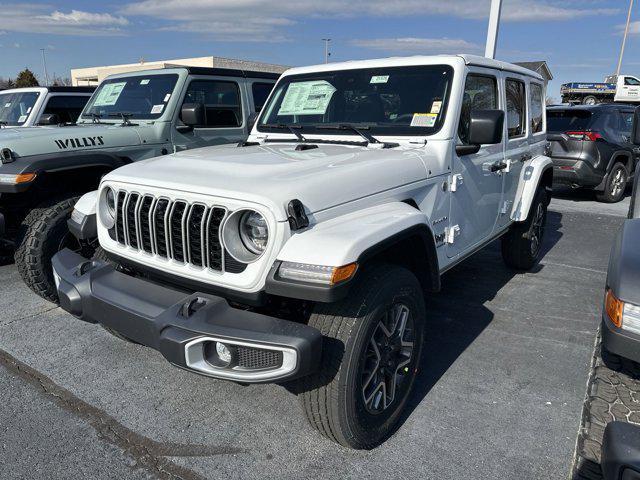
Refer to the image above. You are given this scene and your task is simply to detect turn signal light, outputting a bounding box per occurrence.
[605,289,624,328]
[15,173,37,184]
[331,263,358,285]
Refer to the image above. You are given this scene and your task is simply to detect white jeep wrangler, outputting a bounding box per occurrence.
[52,55,553,449]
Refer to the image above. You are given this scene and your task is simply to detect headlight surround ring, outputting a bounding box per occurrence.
[98,186,116,229]
[222,209,269,264]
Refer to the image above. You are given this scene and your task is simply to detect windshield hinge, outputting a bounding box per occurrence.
[445,225,460,244]
[449,174,464,192]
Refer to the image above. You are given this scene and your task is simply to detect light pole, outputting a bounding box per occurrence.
[40,48,50,86]
[485,0,503,59]
[617,0,635,76]
[322,38,331,63]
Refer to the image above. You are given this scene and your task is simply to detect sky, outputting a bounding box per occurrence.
[0,0,638,99]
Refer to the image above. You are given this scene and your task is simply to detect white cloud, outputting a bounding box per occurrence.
[619,21,640,35]
[351,37,481,54]
[118,0,619,42]
[0,3,129,36]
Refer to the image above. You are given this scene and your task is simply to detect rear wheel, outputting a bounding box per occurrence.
[583,95,599,105]
[501,188,548,270]
[15,196,87,303]
[300,264,425,449]
[596,163,628,203]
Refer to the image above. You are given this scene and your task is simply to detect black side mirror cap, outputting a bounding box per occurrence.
[456,109,504,156]
[38,113,60,125]
[180,103,205,128]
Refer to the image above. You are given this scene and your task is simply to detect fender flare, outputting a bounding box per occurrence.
[267,202,440,302]
[511,155,553,222]
[68,190,98,240]
[606,150,633,173]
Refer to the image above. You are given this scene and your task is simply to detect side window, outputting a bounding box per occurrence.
[182,80,242,128]
[458,74,498,144]
[625,77,640,86]
[506,79,526,138]
[251,82,274,113]
[620,111,634,138]
[530,83,544,134]
[42,95,90,123]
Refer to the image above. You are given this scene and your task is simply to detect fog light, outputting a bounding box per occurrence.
[203,341,237,368]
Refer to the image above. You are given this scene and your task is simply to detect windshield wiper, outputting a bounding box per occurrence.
[261,123,307,142]
[317,124,398,148]
[88,113,103,124]
[108,112,137,126]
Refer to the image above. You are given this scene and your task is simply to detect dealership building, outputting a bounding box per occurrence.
[71,56,288,86]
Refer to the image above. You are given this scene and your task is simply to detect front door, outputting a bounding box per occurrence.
[447,71,505,258]
[615,76,640,103]
[172,76,248,151]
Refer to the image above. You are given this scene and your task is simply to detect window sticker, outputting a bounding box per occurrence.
[430,101,442,114]
[150,104,165,114]
[26,106,32,113]
[140,79,150,85]
[370,75,389,84]
[163,93,171,102]
[410,113,438,127]
[18,115,27,123]
[4,103,11,108]
[278,80,337,116]
[93,82,126,107]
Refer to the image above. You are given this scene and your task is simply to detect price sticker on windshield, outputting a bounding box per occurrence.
[410,113,438,127]
[18,115,27,123]
[150,104,164,114]
[140,79,150,85]
[278,80,336,116]
[370,75,389,84]
[93,82,126,107]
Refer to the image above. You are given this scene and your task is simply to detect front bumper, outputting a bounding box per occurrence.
[602,315,640,364]
[52,248,322,383]
[552,159,603,188]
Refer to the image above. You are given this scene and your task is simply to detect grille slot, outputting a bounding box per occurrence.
[236,346,283,370]
[111,191,241,274]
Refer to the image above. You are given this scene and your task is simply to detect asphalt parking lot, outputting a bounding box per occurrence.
[0,187,631,480]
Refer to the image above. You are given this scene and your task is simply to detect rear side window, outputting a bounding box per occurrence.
[251,82,274,113]
[182,80,242,128]
[530,83,544,134]
[42,95,89,123]
[458,75,498,144]
[547,110,593,132]
[506,79,526,138]
[620,111,634,137]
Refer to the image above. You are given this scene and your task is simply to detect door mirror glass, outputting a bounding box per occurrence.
[181,103,205,127]
[38,113,60,125]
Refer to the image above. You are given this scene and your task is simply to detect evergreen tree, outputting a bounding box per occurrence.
[15,69,39,88]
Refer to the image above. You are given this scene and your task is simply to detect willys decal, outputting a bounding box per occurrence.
[54,136,105,150]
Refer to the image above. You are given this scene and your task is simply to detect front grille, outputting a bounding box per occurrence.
[112,191,235,273]
[236,346,283,370]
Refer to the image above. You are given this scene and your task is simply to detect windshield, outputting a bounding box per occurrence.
[258,65,453,137]
[547,110,593,132]
[0,91,40,126]
[82,74,178,120]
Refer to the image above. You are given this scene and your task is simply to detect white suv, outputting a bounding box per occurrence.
[53,54,553,449]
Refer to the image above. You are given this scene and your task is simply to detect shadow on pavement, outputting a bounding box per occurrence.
[552,185,631,204]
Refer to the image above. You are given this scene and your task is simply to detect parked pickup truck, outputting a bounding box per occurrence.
[561,75,640,105]
[0,86,94,127]
[54,54,554,449]
[0,66,280,302]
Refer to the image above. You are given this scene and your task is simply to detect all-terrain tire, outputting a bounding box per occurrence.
[300,264,425,449]
[501,188,548,271]
[596,163,628,203]
[15,196,80,303]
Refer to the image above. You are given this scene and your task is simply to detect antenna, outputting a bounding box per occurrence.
[322,38,331,64]
[617,0,635,76]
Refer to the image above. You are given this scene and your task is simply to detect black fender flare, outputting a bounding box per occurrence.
[605,150,633,174]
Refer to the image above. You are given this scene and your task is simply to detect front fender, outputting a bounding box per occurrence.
[276,202,429,267]
[511,155,553,222]
[68,190,98,241]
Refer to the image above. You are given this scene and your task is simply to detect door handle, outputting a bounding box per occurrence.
[490,162,508,172]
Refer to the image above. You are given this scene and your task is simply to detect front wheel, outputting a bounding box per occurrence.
[583,95,599,105]
[501,188,548,270]
[15,196,83,303]
[300,264,425,449]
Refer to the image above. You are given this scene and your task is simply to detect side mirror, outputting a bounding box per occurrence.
[456,109,504,156]
[38,113,60,126]
[180,103,205,128]
[632,106,640,145]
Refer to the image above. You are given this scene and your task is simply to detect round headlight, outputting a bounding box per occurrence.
[105,187,116,216]
[239,211,268,254]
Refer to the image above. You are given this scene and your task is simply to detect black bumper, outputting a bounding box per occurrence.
[602,315,640,364]
[52,249,322,383]
[552,159,603,188]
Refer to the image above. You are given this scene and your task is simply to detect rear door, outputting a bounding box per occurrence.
[447,69,505,258]
[172,75,247,150]
[618,109,640,170]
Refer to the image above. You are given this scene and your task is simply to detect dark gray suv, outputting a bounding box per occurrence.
[547,104,639,202]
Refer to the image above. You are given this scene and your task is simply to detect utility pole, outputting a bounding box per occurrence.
[40,48,49,86]
[617,0,635,76]
[485,0,503,59]
[322,38,331,63]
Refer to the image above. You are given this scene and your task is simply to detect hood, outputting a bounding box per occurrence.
[105,142,432,221]
[0,123,148,159]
